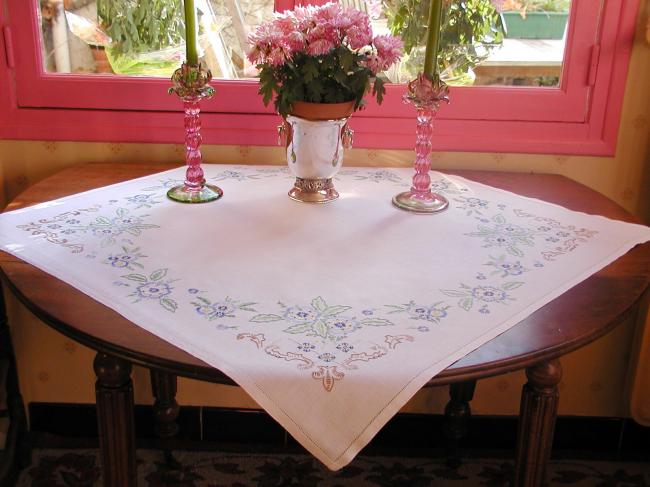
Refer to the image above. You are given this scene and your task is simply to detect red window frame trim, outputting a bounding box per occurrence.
[0,0,640,155]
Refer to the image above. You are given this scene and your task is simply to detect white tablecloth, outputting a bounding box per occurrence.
[0,165,648,469]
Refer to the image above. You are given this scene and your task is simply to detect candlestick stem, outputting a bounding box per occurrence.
[393,73,449,214]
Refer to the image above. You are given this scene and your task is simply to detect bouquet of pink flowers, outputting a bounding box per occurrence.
[247,2,403,117]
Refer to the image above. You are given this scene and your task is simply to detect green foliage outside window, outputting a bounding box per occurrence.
[383,0,504,84]
[96,0,186,75]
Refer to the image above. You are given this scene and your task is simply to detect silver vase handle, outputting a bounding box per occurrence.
[342,123,354,149]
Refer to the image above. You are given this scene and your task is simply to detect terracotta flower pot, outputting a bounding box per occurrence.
[289,100,355,121]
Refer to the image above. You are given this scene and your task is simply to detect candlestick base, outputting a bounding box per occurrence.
[392,191,448,213]
[167,183,223,204]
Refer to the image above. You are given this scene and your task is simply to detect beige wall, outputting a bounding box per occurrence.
[1,5,649,418]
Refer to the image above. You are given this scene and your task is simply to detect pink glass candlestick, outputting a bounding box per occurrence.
[167,62,223,203]
[393,73,450,214]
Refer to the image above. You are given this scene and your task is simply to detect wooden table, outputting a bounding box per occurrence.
[1,162,649,487]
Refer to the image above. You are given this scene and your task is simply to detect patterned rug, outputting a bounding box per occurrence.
[15,449,650,487]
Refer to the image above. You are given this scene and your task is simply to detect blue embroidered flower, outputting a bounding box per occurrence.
[471,286,507,303]
[188,288,200,294]
[486,255,529,278]
[283,306,319,323]
[362,309,374,316]
[191,295,256,321]
[386,301,449,324]
[467,215,536,257]
[545,236,560,242]
[336,343,353,352]
[249,297,394,342]
[455,196,489,216]
[213,170,254,181]
[318,353,336,362]
[326,316,362,338]
[442,281,522,311]
[65,219,80,225]
[479,305,490,314]
[417,325,430,332]
[122,268,178,312]
[103,247,145,271]
[125,194,161,209]
[137,282,172,299]
[87,208,159,247]
[298,343,316,352]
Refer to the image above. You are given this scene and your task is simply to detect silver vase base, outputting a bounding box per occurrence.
[167,183,223,204]
[288,177,339,203]
[392,190,449,214]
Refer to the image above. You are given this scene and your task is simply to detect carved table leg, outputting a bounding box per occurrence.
[443,380,477,468]
[94,352,137,487]
[150,369,180,439]
[515,359,562,487]
[150,369,180,467]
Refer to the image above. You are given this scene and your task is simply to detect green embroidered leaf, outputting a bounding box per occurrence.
[196,296,211,305]
[122,273,147,282]
[459,297,473,311]
[493,214,506,224]
[124,228,142,236]
[385,305,407,313]
[441,290,467,298]
[238,302,257,312]
[323,305,351,317]
[360,318,394,326]
[150,268,167,281]
[311,296,328,312]
[250,314,283,323]
[94,216,111,225]
[160,298,177,313]
[284,323,314,334]
[312,320,329,338]
[502,282,524,290]
[507,246,524,257]
[116,207,128,218]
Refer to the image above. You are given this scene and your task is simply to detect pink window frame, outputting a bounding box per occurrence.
[0,0,640,155]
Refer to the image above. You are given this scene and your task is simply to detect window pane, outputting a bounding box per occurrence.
[373,0,570,87]
[38,0,274,78]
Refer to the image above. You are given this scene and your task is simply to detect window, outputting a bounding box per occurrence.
[0,0,640,154]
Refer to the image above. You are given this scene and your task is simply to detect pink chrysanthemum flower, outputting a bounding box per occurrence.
[373,35,404,68]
